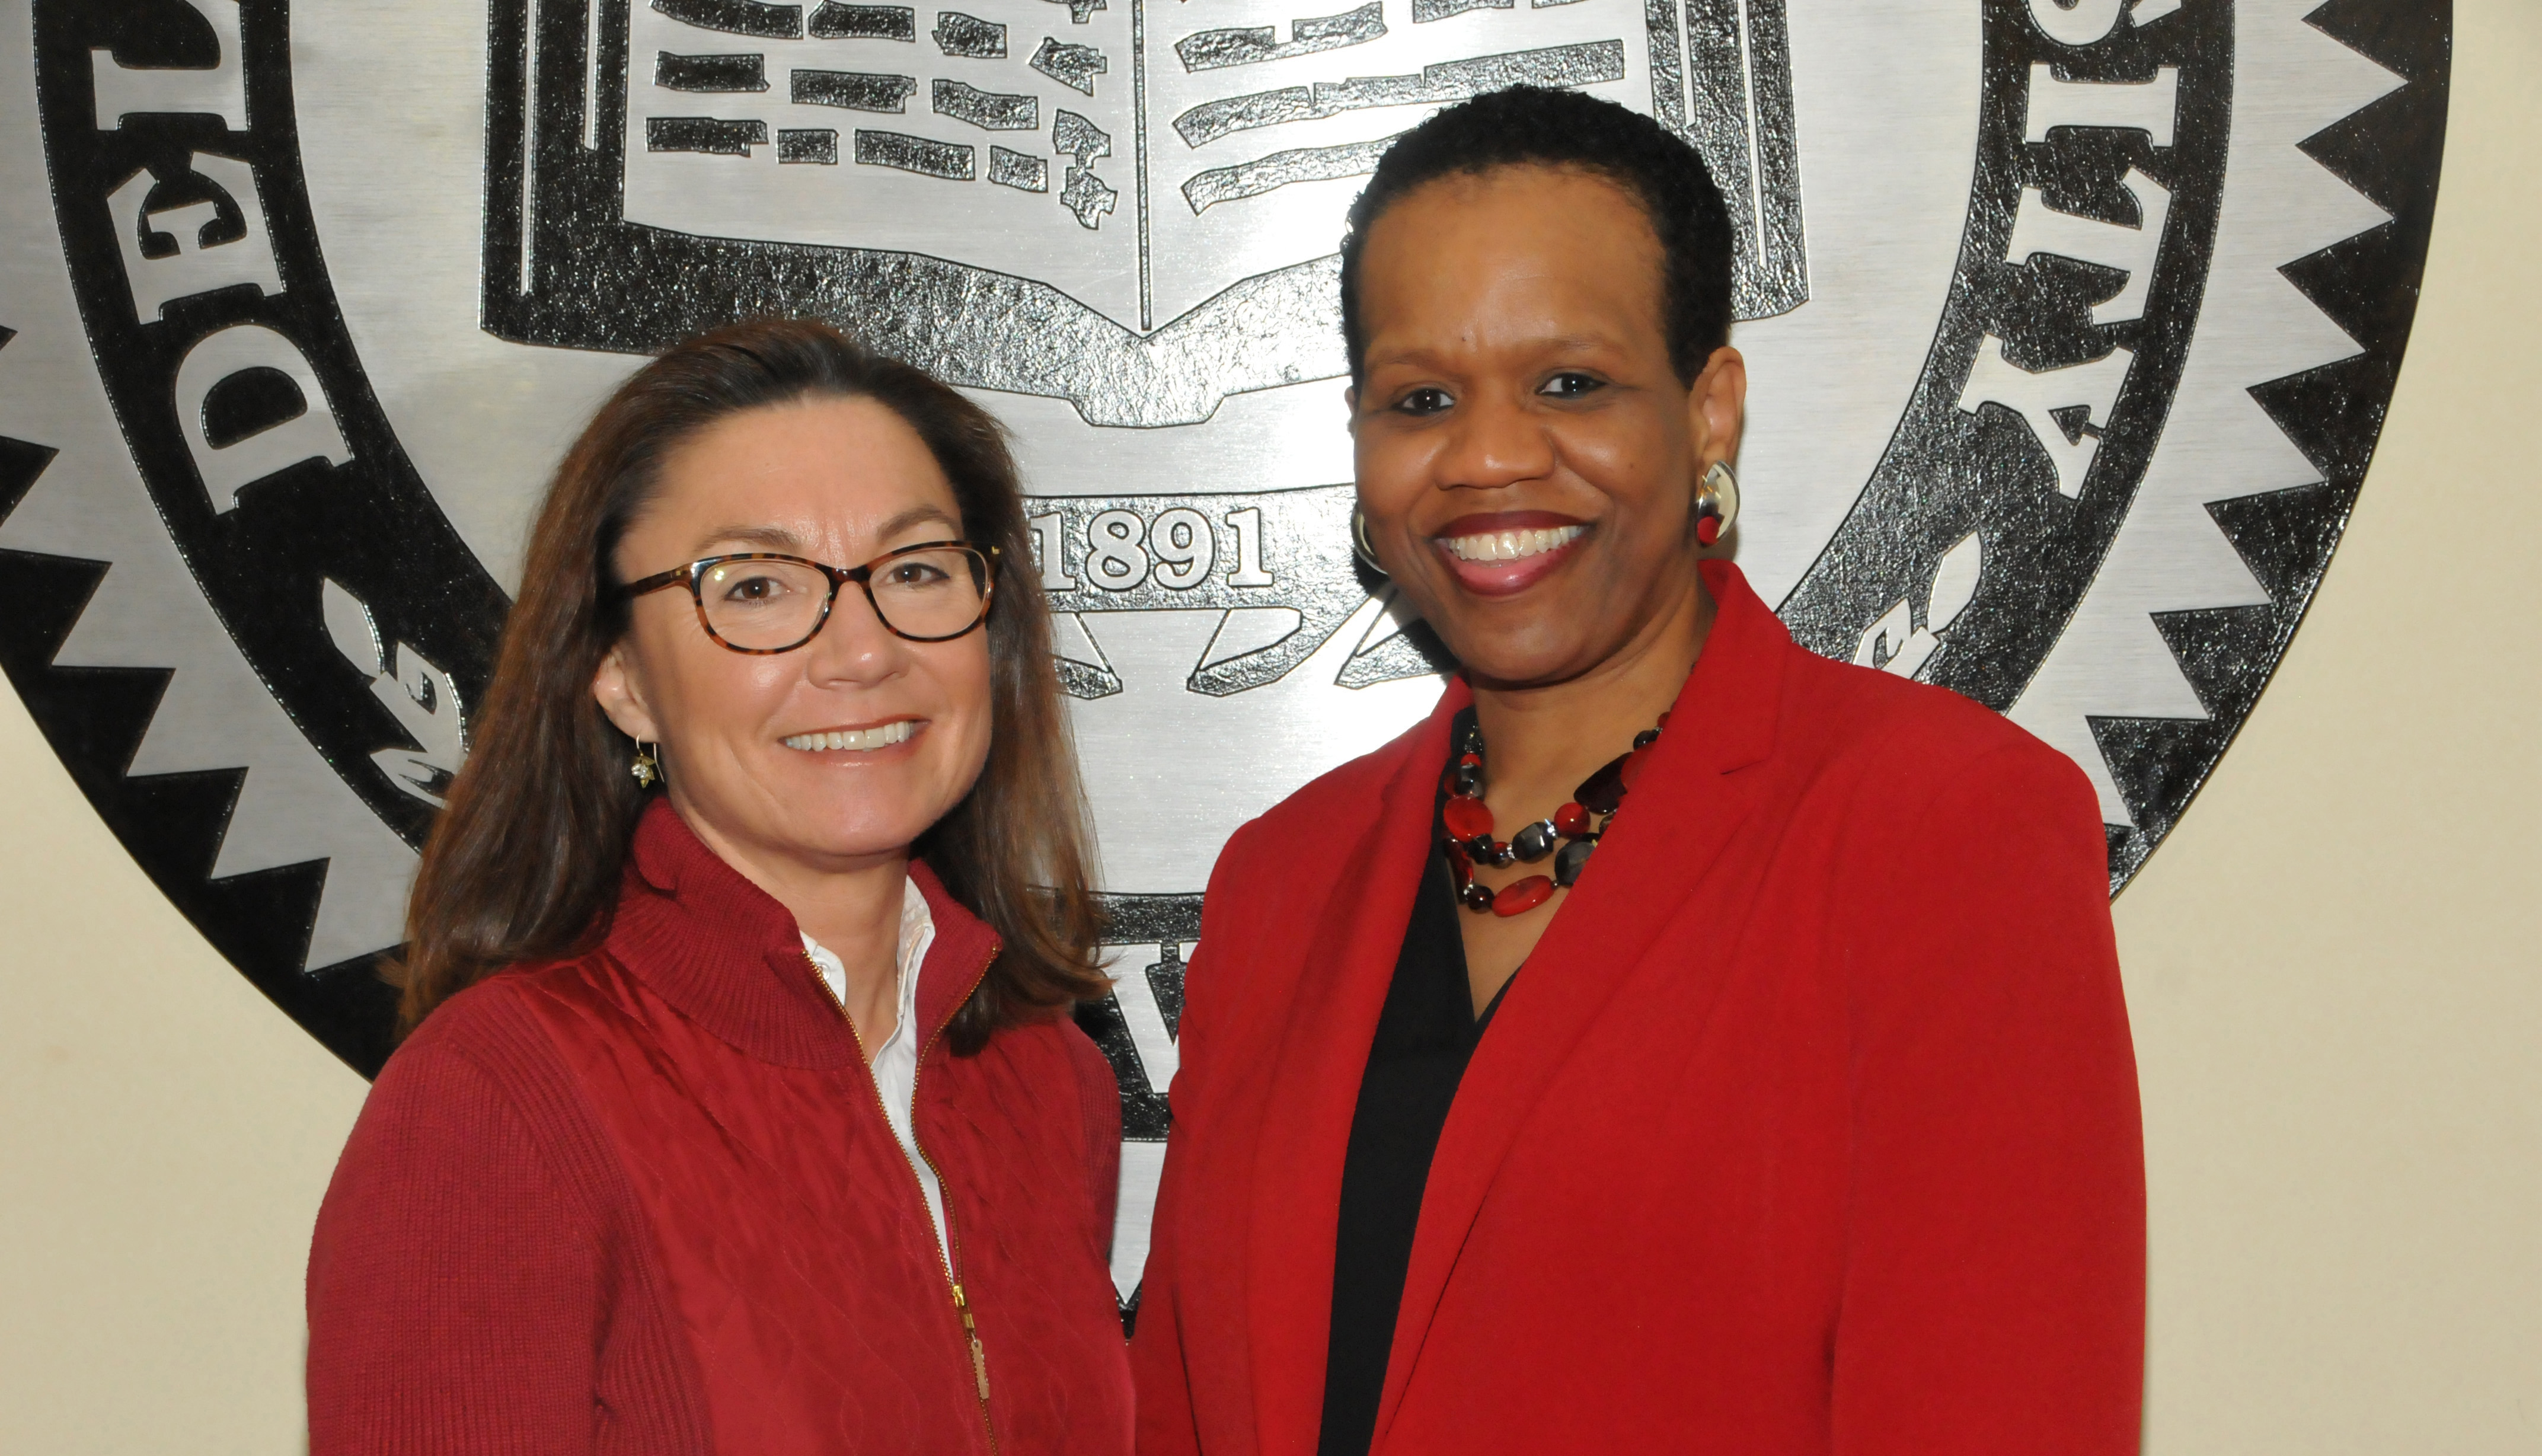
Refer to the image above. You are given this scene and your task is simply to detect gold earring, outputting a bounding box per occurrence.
[1351,505,1387,576]
[631,741,662,789]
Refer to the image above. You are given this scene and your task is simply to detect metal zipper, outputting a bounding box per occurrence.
[806,944,1004,1454]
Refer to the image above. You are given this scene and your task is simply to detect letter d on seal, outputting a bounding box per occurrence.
[174,324,353,513]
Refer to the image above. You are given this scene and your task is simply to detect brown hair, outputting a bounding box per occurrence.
[394,318,1108,1051]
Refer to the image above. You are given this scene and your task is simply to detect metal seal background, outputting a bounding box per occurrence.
[0,0,2450,1315]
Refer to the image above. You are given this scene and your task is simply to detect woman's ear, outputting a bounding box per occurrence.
[1688,345,1749,473]
[592,640,662,744]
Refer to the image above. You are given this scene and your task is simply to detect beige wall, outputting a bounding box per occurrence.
[4,2,2536,1449]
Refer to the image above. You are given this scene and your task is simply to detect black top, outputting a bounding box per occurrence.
[1317,719,1513,1456]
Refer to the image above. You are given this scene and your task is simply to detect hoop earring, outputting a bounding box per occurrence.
[631,741,663,790]
[1351,505,1388,576]
[1695,461,1741,547]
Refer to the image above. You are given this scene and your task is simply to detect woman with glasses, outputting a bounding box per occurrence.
[306,320,1134,1454]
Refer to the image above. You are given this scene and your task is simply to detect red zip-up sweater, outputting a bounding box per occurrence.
[308,800,1134,1455]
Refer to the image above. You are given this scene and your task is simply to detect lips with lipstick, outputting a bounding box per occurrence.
[781,720,919,753]
[1434,513,1589,596]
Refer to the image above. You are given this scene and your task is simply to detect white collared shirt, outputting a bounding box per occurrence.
[803,877,948,1254]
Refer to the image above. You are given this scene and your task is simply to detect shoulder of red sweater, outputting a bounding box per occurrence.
[973,1002,1107,1069]
[356,957,641,1225]
[384,955,609,1099]
[1046,1010,1115,1082]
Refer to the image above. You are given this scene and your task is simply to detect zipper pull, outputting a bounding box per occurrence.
[953,1283,991,1401]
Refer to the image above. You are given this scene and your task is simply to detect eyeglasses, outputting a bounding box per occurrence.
[618,541,999,653]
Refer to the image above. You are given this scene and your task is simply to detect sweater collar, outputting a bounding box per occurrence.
[606,797,1004,1069]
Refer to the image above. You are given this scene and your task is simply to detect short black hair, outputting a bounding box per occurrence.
[1338,85,1736,385]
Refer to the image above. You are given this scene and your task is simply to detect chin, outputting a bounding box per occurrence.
[1423,611,1601,688]
[737,784,928,859]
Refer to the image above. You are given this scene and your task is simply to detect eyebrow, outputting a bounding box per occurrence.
[690,504,962,558]
[1363,331,1629,373]
[876,503,962,540]
[694,523,808,554]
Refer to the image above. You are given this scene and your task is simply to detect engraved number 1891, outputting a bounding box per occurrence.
[1028,506,1280,593]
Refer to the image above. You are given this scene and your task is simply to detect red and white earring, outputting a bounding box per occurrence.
[1695,461,1741,547]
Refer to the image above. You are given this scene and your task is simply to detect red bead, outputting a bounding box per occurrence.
[1448,844,1472,880]
[1554,802,1592,838]
[1695,515,1722,546]
[1658,711,1671,728]
[1619,746,1652,788]
[1492,876,1555,916]
[1443,797,1496,842]
[1459,752,1481,768]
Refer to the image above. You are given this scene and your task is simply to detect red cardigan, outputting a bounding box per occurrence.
[1131,561,2144,1455]
[307,800,1134,1455]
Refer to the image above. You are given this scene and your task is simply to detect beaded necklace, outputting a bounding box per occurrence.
[1442,709,1668,917]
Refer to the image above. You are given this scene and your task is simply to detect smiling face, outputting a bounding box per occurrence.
[1350,164,1745,689]
[592,394,995,883]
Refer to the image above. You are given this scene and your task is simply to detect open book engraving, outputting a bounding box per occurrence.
[484,0,1803,425]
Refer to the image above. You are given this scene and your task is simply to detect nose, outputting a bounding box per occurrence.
[1433,387,1556,493]
[799,579,908,687]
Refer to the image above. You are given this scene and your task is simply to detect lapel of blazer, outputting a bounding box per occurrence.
[1370,562,1791,1444]
[1244,684,1470,1456]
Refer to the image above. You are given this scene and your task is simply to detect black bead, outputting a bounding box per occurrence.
[1454,762,1483,797]
[1464,833,1498,862]
[1554,836,1596,887]
[1461,882,1497,912]
[1633,729,1660,749]
[1488,841,1516,869]
[1511,818,1558,863]
[1574,754,1629,814]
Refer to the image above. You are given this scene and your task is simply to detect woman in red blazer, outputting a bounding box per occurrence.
[1130,90,2144,1455]
[307,321,1133,1454]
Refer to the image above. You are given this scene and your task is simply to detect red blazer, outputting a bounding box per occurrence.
[308,800,1134,1455]
[1131,561,2143,1455]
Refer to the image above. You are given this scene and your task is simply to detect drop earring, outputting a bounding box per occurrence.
[1695,461,1741,547]
[1351,505,1388,576]
[631,740,662,789]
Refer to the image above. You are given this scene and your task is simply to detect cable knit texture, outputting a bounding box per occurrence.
[308,800,1132,1455]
